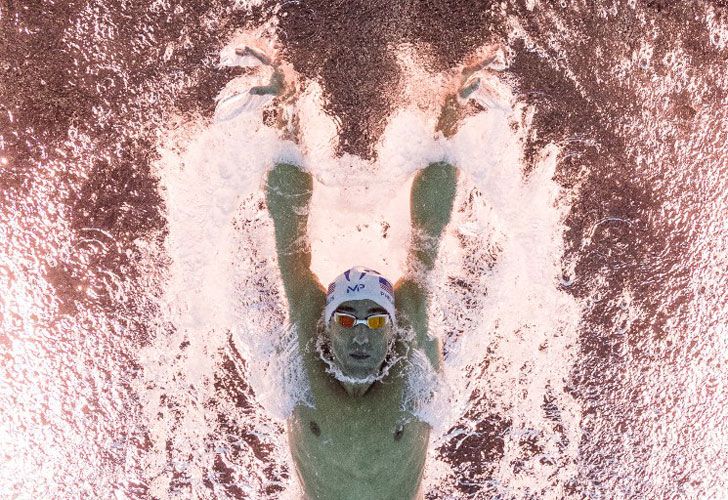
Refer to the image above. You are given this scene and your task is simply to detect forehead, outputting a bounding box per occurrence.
[335,299,387,315]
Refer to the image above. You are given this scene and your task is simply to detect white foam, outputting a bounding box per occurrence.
[137,102,308,496]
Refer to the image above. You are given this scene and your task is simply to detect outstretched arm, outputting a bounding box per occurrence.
[266,163,325,313]
[395,162,458,370]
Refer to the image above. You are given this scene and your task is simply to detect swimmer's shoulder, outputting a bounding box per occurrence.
[394,278,426,324]
[288,278,326,323]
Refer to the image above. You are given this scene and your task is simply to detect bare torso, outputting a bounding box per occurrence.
[286,286,430,500]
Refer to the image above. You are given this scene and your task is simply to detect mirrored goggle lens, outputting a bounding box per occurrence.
[335,313,356,328]
[366,315,387,329]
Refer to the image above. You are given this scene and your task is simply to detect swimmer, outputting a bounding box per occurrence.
[266,161,457,499]
[245,44,496,498]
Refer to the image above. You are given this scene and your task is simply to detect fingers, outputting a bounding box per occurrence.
[234,46,273,66]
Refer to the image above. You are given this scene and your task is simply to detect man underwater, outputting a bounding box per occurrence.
[266,160,457,499]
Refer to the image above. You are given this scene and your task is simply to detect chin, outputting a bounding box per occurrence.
[340,361,383,380]
[347,359,384,377]
[343,365,375,378]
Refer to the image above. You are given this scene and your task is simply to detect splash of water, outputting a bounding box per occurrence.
[138,32,583,498]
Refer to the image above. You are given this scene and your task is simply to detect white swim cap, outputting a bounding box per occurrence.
[324,266,396,324]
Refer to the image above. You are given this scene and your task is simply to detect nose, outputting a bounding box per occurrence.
[352,327,369,346]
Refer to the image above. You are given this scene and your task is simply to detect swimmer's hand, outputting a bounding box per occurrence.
[436,46,508,138]
[215,46,299,138]
[435,75,485,138]
[246,52,300,141]
[235,46,285,98]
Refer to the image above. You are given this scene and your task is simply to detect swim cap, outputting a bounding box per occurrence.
[324,266,396,324]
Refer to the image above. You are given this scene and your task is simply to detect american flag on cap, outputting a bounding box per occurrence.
[324,265,396,324]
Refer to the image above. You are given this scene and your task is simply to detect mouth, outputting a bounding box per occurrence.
[350,353,371,361]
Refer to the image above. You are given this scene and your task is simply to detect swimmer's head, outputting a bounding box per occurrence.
[324,267,396,378]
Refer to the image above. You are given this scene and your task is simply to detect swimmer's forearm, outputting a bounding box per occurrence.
[266,163,313,271]
[411,162,457,235]
[409,162,458,270]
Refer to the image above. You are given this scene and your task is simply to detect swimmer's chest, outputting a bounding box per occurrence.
[287,372,430,499]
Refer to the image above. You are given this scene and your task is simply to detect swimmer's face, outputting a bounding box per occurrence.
[327,299,395,379]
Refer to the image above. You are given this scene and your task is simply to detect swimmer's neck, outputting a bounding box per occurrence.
[340,380,375,397]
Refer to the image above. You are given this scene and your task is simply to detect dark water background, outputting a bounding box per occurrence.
[1,0,726,498]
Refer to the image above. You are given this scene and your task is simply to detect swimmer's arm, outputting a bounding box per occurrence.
[394,162,458,370]
[266,163,325,306]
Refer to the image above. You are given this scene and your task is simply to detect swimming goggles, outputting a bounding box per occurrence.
[334,312,389,329]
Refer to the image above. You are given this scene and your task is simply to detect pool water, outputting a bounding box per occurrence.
[1,1,726,498]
